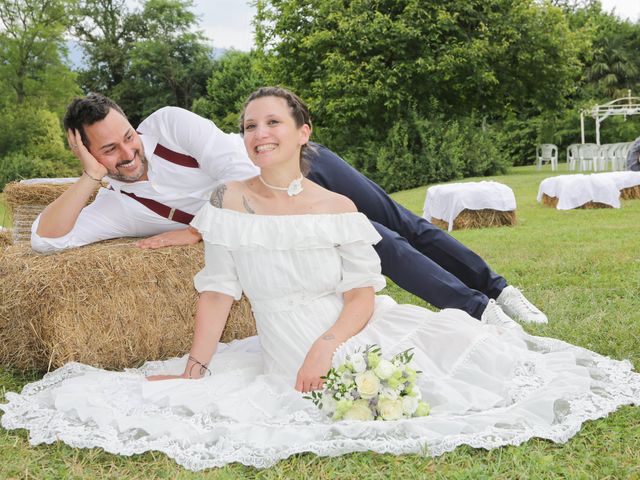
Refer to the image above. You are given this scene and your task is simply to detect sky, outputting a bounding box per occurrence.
[196,0,640,52]
[192,0,256,51]
[600,0,640,22]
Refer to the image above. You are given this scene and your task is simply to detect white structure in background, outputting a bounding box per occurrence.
[580,91,640,145]
[563,92,639,172]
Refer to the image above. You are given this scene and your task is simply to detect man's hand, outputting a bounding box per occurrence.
[295,338,337,392]
[68,129,108,181]
[137,227,202,249]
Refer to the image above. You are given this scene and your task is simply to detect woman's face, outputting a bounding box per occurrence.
[242,96,310,169]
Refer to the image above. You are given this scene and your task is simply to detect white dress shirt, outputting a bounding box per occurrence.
[31,107,258,253]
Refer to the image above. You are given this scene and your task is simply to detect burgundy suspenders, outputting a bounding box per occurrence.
[152,143,199,168]
[117,142,200,225]
[118,190,195,224]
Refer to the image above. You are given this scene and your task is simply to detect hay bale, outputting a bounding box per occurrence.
[541,193,612,209]
[0,240,256,371]
[3,179,103,244]
[431,209,517,231]
[578,201,613,209]
[621,185,640,200]
[0,228,11,248]
[541,193,559,208]
[3,180,79,206]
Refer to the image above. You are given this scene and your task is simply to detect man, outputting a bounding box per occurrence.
[627,137,640,171]
[33,93,547,326]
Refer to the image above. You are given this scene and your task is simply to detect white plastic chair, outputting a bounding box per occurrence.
[536,144,558,170]
[596,144,613,171]
[609,143,623,170]
[577,143,598,171]
[566,144,580,171]
[616,142,633,170]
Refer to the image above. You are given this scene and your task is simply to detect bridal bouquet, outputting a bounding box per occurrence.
[305,345,430,421]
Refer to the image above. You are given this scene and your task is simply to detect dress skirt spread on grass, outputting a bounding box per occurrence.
[2,206,639,470]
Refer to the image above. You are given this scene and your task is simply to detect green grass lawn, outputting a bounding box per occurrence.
[2,165,639,479]
[0,193,10,228]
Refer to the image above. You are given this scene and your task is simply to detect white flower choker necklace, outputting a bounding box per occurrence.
[259,174,304,196]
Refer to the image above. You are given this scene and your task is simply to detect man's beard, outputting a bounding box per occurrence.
[106,151,147,182]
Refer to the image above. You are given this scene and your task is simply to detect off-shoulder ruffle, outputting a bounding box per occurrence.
[190,203,382,250]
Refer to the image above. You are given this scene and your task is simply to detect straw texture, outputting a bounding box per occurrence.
[541,194,613,209]
[0,240,256,371]
[0,228,11,248]
[431,209,517,231]
[3,181,103,243]
[620,185,640,200]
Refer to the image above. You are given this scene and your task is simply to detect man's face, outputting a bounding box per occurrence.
[84,108,147,182]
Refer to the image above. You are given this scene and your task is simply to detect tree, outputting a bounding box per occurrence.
[74,0,214,124]
[192,50,265,132]
[254,0,587,176]
[0,0,80,112]
[0,105,80,189]
[582,12,640,100]
[73,0,143,94]
[124,0,214,121]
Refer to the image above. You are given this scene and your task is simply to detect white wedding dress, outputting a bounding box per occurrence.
[2,206,639,470]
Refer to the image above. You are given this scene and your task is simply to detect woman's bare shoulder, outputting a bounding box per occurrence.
[328,193,357,214]
[208,178,256,212]
[307,183,357,214]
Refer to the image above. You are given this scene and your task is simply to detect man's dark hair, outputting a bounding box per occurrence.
[63,93,126,148]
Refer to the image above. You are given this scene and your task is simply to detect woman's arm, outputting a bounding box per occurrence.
[147,290,234,381]
[295,286,375,392]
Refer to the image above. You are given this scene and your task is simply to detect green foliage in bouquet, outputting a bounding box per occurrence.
[305,345,430,421]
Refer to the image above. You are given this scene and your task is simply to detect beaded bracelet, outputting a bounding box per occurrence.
[83,170,103,183]
[188,355,212,379]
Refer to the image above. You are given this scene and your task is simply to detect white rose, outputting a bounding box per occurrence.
[380,386,399,400]
[377,397,404,421]
[374,359,396,380]
[350,353,367,373]
[402,395,419,416]
[355,370,381,399]
[343,399,374,421]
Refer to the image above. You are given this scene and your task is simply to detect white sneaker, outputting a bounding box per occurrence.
[496,286,548,324]
[480,299,520,329]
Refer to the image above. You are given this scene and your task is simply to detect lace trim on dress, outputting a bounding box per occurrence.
[2,349,639,471]
[190,204,382,250]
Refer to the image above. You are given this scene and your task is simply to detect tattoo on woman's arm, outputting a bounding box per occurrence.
[210,184,227,208]
[242,196,255,214]
[322,334,335,341]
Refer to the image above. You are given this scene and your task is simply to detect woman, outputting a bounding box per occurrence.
[2,87,639,470]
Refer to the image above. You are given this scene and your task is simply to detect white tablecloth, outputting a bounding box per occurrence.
[18,177,79,185]
[537,174,620,210]
[594,171,640,190]
[423,181,517,231]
